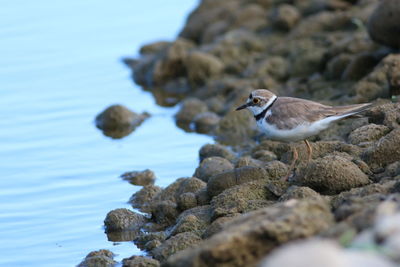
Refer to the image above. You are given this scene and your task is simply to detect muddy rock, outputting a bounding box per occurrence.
[170,205,212,236]
[368,0,400,49]
[153,177,206,204]
[122,256,160,267]
[193,112,220,133]
[325,53,353,79]
[211,180,276,219]
[95,105,149,139]
[178,192,198,211]
[348,123,391,146]
[194,156,234,182]
[151,38,195,85]
[260,239,397,267]
[281,141,362,163]
[152,232,202,262]
[121,169,155,186]
[367,102,400,130]
[184,51,224,86]
[214,109,257,145]
[294,155,370,195]
[152,200,180,226]
[129,185,162,213]
[264,160,289,179]
[199,143,236,162]
[139,41,170,55]
[164,200,333,267]
[235,156,264,168]
[78,249,116,267]
[252,150,277,162]
[341,52,380,81]
[134,231,167,251]
[271,4,301,31]
[207,166,268,197]
[279,186,324,202]
[195,188,211,206]
[175,98,208,125]
[354,54,400,102]
[244,56,289,81]
[202,216,238,239]
[104,209,146,232]
[362,128,400,169]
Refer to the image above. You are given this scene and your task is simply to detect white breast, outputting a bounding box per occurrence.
[257,112,354,142]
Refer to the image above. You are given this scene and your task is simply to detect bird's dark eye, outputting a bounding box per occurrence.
[253,98,260,104]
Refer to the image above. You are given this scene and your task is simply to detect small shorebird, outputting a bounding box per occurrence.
[236,89,371,179]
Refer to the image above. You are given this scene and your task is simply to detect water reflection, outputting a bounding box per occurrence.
[0,0,207,266]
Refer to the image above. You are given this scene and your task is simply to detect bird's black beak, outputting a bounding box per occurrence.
[236,103,249,111]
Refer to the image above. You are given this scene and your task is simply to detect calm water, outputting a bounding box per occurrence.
[0,1,210,266]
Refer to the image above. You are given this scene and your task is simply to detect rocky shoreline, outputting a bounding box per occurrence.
[80,0,400,266]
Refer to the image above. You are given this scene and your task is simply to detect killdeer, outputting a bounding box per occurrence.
[236,89,372,179]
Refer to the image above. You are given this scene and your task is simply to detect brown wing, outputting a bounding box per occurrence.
[266,97,371,130]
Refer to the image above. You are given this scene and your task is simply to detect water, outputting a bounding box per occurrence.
[0,1,210,266]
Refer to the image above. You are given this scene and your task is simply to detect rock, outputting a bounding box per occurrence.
[175,98,208,125]
[77,249,116,267]
[341,52,380,81]
[199,143,236,162]
[202,216,237,239]
[152,200,179,226]
[231,3,268,31]
[134,232,167,251]
[244,56,289,81]
[193,112,220,133]
[139,41,170,55]
[214,109,257,145]
[184,51,224,86]
[259,239,397,267]
[129,185,162,213]
[121,169,156,186]
[195,188,210,206]
[164,200,333,267]
[170,206,212,236]
[104,209,146,232]
[279,186,324,202]
[271,4,301,31]
[368,0,400,49]
[367,103,400,130]
[152,38,195,85]
[153,177,206,204]
[294,155,370,195]
[362,129,400,169]
[264,160,289,179]
[348,123,391,146]
[95,105,149,139]
[325,53,352,80]
[252,150,277,162]
[235,156,264,168]
[152,232,202,262]
[122,256,160,267]
[194,156,234,182]
[354,55,400,102]
[211,180,276,219]
[178,192,198,211]
[207,166,268,197]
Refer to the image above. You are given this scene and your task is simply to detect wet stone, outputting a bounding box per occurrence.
[194,156,234,182]
[121,169,156,186]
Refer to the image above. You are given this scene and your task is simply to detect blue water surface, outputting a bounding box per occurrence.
[0,1,210,266]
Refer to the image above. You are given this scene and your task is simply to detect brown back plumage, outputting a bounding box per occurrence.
[266,97,371,130]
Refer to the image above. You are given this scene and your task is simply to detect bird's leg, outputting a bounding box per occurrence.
[304,139,312,163]
[283,145,298,181]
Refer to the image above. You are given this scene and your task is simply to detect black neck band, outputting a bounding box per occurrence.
[254,97,278,121]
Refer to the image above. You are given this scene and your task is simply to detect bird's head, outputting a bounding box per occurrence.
[236,89,277,115]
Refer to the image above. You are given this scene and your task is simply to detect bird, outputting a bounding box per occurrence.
[236,89,372,180]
